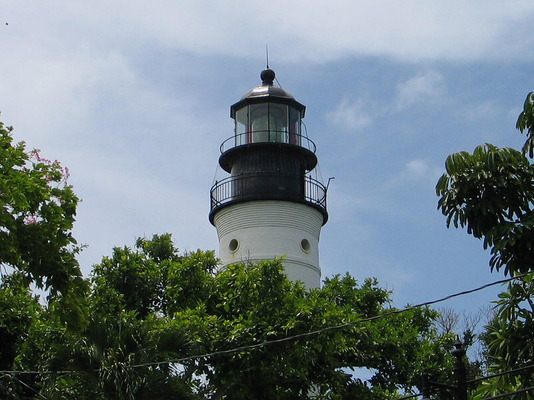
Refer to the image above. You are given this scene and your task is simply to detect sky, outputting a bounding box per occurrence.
[1,1,533,317]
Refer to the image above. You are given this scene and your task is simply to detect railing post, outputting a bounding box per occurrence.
[451,339,468,400]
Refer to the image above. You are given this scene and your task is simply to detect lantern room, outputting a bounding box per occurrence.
[230,68,305,147]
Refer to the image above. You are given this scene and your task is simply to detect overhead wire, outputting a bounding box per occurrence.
[130,272,528,369]
[468,364,534,385]
[393,392,422,400]
[389,361,534,400]
[0,272,528,375]
[391,385,534,400]
[480,386,534,400]
[0,373,49,399]
[391,364,534,400]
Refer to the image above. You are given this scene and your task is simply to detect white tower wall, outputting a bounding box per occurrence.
[213,200,324,289]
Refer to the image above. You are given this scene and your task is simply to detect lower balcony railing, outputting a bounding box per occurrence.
[210,172,327,221]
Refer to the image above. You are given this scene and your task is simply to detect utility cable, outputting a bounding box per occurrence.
[392,392,422,400]
[0,273,528,375]
[1,373,49,399]
[131,272,527,369]
[468,363,534,384]
[480,386,534,400]
[391,385,534,400]
[390,363,534,400]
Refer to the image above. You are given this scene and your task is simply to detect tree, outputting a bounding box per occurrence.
[90,235,217,318]
[89,235,454,399]
[473,276,534,400]
[436,92,534,398]
[9,234,202,399]
[0,121,88,322]
[0,120,92,397]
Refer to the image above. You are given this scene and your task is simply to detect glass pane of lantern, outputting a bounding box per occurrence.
[235,107,247,145]
[250,103,269,143]
[289,106,301,145]
[269,103,288,143]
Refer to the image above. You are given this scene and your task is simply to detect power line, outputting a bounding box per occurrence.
[393,392,422,400]
[391,385,534,400]
[468,364,534,385]
[481,386,534,400]
[0,273,526,375]
[131,273,526,369]
[0,373,49,399]
[391,364,534,400]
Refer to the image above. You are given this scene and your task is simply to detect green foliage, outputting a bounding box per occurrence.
[11,235,203,399]
[437,93,534,398]
[136,233,178,262]
[0,121,84,296]
[91,236,217,317]
[436,93,534,277]
[87,235,453,399]
[165,249,217,313]
[91,246,163,317]
[0,274,39,370]
[36,313,197,400]
[436,144,534,276]
[516,92,534,157]
[2,232,453,399]
[473,273,534,399]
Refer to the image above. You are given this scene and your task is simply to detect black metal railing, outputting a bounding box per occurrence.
[210,172,327,217]
[220,132,317,154]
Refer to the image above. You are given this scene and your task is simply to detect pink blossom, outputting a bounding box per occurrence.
[25,215,38,225]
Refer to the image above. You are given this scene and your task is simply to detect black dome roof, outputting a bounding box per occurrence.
[241,68,296,100]
[230,69,305,118]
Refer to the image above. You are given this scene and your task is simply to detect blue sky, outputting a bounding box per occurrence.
[1,1,533,314]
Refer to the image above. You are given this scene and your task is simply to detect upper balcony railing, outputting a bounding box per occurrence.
[220,131,317,154]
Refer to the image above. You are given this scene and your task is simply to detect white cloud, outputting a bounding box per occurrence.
[394,71,445,110]
[461,100,502,122]
[3,1,534,66]
[0,41,133,147]
[404,159,433,179]
[392,159,444,187]
[328,97,373,130]
[124,1,534,63]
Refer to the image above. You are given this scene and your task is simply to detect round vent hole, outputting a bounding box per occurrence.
[229,239,239,252]
[300,239,311,252]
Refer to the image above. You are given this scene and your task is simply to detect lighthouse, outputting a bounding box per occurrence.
[209,68,328,289]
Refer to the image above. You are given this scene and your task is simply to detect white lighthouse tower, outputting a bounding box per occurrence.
[209,68,328,289]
